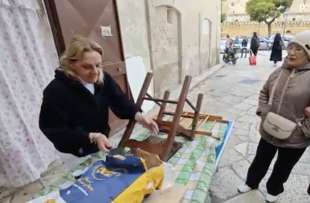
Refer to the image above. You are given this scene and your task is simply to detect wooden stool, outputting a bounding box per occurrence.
[119,72,191,161]
[119,72,222,160]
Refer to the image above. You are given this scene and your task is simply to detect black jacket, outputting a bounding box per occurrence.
[241,39,248,47]
[270,39,283,62]
[39,70,139,157]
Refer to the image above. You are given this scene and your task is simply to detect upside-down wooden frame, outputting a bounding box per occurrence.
[119,72,191,161]
[118,72,226,160]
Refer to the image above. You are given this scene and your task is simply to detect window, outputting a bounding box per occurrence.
[167,8,173,24]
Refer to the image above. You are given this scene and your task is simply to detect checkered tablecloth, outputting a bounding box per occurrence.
[37,121,233,203]
[121,120,232,203]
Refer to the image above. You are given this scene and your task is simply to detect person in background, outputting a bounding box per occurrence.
[240,37,248,58]
[237,30,310,202]
[250,32,260,56]
[225,34,233,53]
[39,36,159,157]
[270,33,283,67]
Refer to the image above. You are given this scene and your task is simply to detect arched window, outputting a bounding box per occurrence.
[167,7,173,24]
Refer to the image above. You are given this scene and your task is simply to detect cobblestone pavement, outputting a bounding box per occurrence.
[189,51,310,203]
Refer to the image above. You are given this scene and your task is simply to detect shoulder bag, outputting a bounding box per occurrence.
[262,69,297,140]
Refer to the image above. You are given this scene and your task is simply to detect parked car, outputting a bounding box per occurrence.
[219,39,226,54]
[282,34,293,49]
[258,38,271,50]
[233,38,242,48]
[268,34,293,49]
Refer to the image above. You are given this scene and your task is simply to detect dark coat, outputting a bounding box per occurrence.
[250,37,260,55]
[241,39,248,47]
[270,39,283,62]
[39,70,139,157]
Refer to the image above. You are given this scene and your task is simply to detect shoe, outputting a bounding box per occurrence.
[237,183,252,193]
[265,193,280,202]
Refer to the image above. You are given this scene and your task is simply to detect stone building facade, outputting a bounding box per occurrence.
[223,0,310,23]
[222,0,310,37]
[117,0,221,96]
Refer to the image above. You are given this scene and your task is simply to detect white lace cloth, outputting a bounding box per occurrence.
[0,0,59,187]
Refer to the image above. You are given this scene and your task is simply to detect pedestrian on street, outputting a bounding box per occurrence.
[39,36,159,157]
[270,33,283,67]
[238,30,310,203]
[250,32,260,56]
[225,34,233,53]
[240,38,248,58]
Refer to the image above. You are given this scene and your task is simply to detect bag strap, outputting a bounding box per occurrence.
[268,69,295,113]
[268,70,282,106]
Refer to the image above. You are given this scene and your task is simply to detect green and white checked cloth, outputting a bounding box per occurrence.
[37,121,229,203]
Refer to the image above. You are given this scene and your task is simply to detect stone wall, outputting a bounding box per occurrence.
[116,0,152,71]
[117,0,221,96]
[223,0,310,23]
[222,21,310,37]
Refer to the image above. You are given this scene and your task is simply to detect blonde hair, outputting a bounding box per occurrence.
[59,35,104,84]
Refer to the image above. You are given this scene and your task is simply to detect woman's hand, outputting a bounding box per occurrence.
[135,112,159,135]
[89,132,112,152]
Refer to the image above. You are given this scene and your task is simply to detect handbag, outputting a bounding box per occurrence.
[262,69,297,140]
[249,51,256,65]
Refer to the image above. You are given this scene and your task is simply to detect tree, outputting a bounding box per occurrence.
[246,0,293,36]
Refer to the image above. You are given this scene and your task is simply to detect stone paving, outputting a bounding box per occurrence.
[190,51,310,203]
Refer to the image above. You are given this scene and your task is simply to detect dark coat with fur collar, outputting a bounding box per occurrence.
[39,70,139,156]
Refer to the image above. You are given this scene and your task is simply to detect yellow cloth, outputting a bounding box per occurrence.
[113,164,164,203]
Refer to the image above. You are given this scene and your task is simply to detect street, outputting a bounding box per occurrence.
[189,51,310,203]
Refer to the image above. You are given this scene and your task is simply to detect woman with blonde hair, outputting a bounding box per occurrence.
[39,36,158,157]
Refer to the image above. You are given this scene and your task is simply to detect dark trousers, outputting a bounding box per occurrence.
[240,48,247,58]
[251,48,258,56]
[246,138,306,195]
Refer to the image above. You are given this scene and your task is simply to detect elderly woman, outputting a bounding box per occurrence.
[39,36,158,157]
[238,30,310,202]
